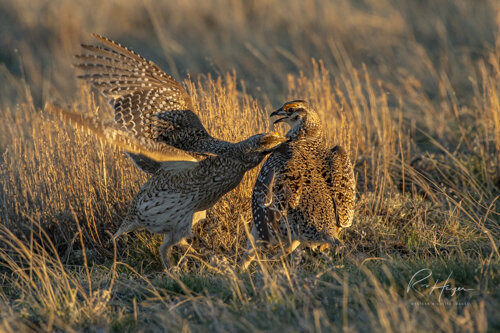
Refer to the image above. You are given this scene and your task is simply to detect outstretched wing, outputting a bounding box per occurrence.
[325,146,356,228]
[46,103,201,163]
[74,34,212,160]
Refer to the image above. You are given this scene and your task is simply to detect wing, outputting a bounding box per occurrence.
[325,146,356,228]
[46,103,201,163]
[74,34,212,154]
[252,144,302,242]
[252,164,278,242]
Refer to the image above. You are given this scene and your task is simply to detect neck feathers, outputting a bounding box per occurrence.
[287,112,325,145]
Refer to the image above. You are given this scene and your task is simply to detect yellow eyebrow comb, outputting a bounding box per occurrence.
[283,102,299,111]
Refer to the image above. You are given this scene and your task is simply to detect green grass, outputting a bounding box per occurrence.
[1,0,499,331]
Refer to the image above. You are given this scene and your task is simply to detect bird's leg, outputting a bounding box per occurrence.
[110,231,123,246]
[160,234,175,269]
[160,213,196,270]
[160,232,187,270]
[178,211,206,256]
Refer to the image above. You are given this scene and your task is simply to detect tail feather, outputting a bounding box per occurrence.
[45,103,199,163]
[113,216,138,240]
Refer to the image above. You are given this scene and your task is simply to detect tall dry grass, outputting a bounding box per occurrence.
[0,0,499,331]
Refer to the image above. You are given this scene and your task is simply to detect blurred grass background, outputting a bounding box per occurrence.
[1,0,498,106]
[0,0,499,331]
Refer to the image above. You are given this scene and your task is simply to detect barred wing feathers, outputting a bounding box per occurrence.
[74,33,210,147]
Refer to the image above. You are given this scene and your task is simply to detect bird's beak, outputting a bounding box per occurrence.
[270,107,284,117]
[270,107,288,125]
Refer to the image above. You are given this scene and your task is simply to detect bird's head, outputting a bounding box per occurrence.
[271,100,321,138]
[256,132,289,153]
[237,132,288,166]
